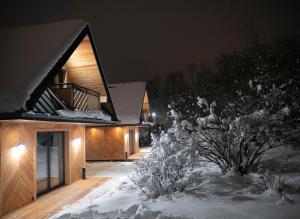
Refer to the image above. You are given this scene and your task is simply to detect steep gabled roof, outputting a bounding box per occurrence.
[0,20,118,122]
[108,81,147,124]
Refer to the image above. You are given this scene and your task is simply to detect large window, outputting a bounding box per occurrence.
[36,132,65,196]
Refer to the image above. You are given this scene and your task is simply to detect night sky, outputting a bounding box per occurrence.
[1,0,300,83]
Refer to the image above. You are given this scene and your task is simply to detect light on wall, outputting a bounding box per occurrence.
[152,112,156,117]
[72,138,81,149]
[12,144,26,159]
[124,133,129,142]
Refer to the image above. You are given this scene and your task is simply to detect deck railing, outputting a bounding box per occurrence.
[52,83,100,112]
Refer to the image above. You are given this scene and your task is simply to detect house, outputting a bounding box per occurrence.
[0,20,119,216]
[85,81,152,161]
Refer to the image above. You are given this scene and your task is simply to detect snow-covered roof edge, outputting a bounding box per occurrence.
[0,19,88,113]
[108,81,147,125]
[0,19,119,122]
[84,26,119,122]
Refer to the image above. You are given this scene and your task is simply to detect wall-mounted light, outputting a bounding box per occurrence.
[152,112,156,117]
[124,133,129,142]
[12,144,26,159]
[72,138,81,150]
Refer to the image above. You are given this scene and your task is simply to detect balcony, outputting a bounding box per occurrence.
[52,83,101,112]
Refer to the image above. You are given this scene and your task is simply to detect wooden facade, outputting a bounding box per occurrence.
[85,126,139,160]
[141,90,151,122]
[59,35,107,102]
[0,120,85,216]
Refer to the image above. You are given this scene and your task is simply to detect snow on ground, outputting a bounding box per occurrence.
[53,149,300,219]
[86,161,135,178]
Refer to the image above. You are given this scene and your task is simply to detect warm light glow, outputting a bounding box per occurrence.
[100,96,107,103]
[72,138,81,149]
[152,112,156,117]
[115,127,121,132]
[12,144,26,159]
[91,128,97,135]
[135,132,139,139]
[124,133,129,142]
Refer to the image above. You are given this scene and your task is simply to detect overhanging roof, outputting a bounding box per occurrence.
[108,81,147,124]
[0,20,118,122]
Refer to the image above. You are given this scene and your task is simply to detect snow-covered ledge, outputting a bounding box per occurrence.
[56,109,111,121]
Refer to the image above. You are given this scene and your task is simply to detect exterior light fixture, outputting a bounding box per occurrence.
[124,133,129,142]
[152,112,156,117]
[13,144,26,159]
[72,138,81,149]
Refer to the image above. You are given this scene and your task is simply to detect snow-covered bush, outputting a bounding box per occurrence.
[192,67,300,175]
[256,168,286,193]
[133,48,300,196]
[132,112,202,198]
[194,101,288,175]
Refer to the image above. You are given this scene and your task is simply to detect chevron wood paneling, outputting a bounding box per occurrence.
[0,121,85,216]
[64,36,107,98]
[85,126,140,161]
[86,127,125,160]
[0,123,2,217]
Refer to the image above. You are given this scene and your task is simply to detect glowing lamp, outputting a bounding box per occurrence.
[152,112,156,117]
[72,138,81,149]
[13,144,26,159]
[124,133,129,141]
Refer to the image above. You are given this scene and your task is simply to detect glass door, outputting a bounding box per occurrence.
[129,129,134,155]
[36,132,65,196]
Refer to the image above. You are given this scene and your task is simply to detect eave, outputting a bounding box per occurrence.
[0,113,120,125]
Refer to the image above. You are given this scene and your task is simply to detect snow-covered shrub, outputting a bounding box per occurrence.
[193,69,300,175]
[256,168,286,193]
[132,112,202,198]
[191,99,282,175]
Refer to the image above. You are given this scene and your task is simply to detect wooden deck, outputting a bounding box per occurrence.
[3,177,109,219]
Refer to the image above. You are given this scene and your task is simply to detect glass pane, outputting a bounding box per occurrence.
[36,132,65,196]
[36,133,49,194]
[129,130,134,154]
[50,132,64,188]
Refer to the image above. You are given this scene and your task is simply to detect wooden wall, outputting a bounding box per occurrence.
[141,91,151,122]
[0,121,85,216]
[85,126,140,161]
[86,127,125,160]
[0,123,2,217]
[134,127,140,154]
[64,35,107,99]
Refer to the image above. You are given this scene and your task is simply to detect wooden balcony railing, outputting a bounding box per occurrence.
[52,83,100,112]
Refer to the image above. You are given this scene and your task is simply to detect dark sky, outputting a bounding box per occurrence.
[1,0,300,83]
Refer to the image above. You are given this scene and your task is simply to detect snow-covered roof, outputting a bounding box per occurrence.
[0,20,88,113]
[108,82,146,124]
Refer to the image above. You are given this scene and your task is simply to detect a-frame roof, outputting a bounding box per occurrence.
[0,20,118,122]
[108,81,148,124]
